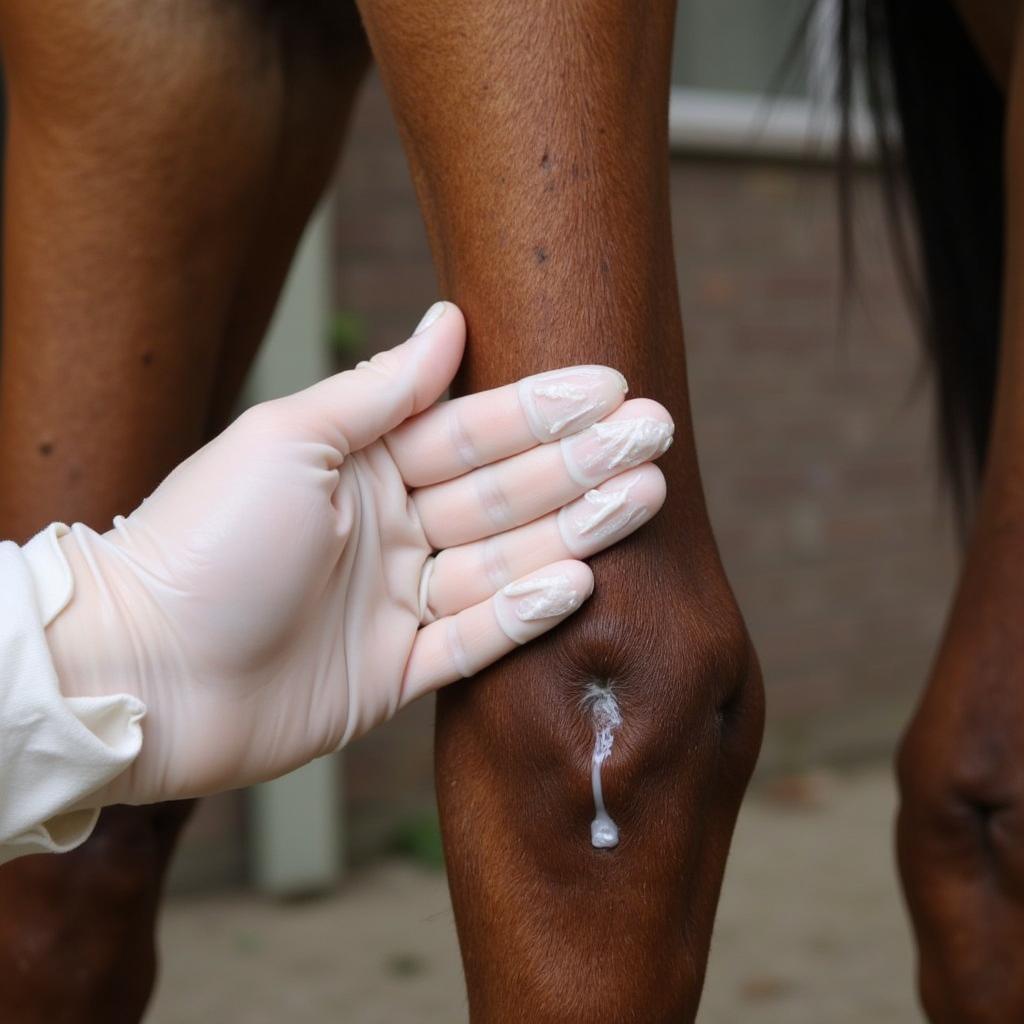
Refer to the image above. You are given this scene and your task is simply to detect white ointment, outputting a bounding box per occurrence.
[559,476,646,555]
[532,383,593,435]
[583,683,622,849]
[503,574,581,620]
[519,367,628,442]
[561,417,673,487]
[493,573,583,645]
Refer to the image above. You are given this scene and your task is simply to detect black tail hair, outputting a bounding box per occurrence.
[842,0,1006,522]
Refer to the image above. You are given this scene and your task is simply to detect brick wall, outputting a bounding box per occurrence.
[675,158,956,767]
[172,73,957,883]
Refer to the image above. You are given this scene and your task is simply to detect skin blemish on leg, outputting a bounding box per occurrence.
[582,681,621,849]
[140,350,155,367]
[38,441,54,457]
[540,149,552,171]
[534,246,549,265]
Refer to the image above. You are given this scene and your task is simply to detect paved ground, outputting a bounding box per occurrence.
[150,764,922,1023]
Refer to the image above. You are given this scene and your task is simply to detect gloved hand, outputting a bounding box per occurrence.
[45,302,672,806]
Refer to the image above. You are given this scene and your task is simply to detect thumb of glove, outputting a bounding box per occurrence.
[282,300,465,456]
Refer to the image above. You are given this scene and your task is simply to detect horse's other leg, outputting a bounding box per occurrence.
[201,3,373,434]
[0,3,368,1020]
[358,3,763,1020]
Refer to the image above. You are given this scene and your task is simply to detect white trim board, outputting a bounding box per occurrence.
[668,87,878,162]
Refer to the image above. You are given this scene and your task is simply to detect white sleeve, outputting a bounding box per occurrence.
[0,523,145,865]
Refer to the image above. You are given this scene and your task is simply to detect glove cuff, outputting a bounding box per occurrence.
[0,525,146,862]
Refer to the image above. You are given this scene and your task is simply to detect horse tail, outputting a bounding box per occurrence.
[843,0,1006,523]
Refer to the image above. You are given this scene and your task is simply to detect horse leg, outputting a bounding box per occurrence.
[358,2,764,1020]
[0,2,368,1019]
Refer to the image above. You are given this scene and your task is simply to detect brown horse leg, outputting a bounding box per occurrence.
[0,2,368,1020]
[358,2,763,1020]
[202,3,372,434]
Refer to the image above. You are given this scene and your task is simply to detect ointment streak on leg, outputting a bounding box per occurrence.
[583,682,621,849]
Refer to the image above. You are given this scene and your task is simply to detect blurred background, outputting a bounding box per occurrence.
[140,1,948,1020]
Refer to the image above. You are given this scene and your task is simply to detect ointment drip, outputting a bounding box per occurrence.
[584,683,621,849]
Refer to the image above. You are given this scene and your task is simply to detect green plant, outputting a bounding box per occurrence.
[328,309,368,363]
[390,811,445,870]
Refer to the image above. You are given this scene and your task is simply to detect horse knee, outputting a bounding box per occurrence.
[559,581,764,813]
[443,573,764,859]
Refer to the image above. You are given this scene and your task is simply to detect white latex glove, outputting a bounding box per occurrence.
[46,302,672,806]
